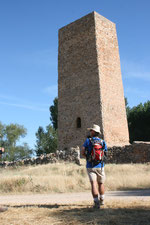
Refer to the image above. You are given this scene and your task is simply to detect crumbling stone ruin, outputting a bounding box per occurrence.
[1,142,150,168]
[107,142,150,164]
[58,11,129,150]
[0,147,80,168]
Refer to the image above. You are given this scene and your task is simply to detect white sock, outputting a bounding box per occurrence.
[100,194,105,200]
[94,197,99,202]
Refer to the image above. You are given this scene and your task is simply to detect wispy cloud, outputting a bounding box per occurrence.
[0,94,49,112]
[0,101,48,112]
[121,60,150,81]
[0,94,20,102]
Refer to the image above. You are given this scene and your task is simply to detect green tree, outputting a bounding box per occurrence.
[3,143,32,161]
[127,100,150,142]
[35,125,57,156]
[35,126,46,156]
[49,97,58,130]
[0,122,5,147]
[45,124,58,153]
[5,123,27,147]
[35,97,58,156]
[0,122,32,161]
[125,97,130,118]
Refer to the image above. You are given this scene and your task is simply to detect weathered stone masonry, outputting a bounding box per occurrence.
[0,142,150,168]
[58,12,129,150]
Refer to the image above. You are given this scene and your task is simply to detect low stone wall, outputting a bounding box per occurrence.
[0,147,80,168]
[107,142,150,164]
[0,142,150,168]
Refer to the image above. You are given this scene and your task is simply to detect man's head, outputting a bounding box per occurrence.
[87,124,101,137]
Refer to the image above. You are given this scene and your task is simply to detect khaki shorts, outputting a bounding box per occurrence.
[87,167,106,184]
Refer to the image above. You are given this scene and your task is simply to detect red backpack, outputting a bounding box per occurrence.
[90,138,104,163]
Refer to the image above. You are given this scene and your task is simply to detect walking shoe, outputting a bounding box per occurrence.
[93,200,100,209]
[0,207,8,213]
[100,198,104,205]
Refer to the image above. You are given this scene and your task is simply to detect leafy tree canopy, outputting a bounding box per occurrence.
[0,122,32,161]
[125,99,150,143]
[49,97,58,130]
[35,125,57,156]
[35,97,58,156]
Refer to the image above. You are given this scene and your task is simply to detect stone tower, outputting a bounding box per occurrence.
[58,11,129,150]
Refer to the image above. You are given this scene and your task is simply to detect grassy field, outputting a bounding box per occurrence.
[0,160,150,194]
[0,200,150,225]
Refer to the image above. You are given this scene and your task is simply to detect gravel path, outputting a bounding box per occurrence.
[0,190,150,206]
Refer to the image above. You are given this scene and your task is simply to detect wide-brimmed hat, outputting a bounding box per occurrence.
[87,124,101,134]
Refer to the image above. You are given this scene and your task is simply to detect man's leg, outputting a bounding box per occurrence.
[98,183,104,195]
[87,168,100,209]
[90,180,100,208]
[98,183,105,205]
[97,166,106,205]
[91,180,99,198]
[88,171,99,199]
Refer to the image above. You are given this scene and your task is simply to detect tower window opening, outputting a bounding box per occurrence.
[76,117,81,128]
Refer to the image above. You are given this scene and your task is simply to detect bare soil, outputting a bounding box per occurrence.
[0,190,150,225]
[0,189,150,206]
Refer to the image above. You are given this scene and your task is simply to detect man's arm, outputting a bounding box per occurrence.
[102,141,108,158]
[81,146,86,158]
[102,140,107,151]
[82,138,89,159]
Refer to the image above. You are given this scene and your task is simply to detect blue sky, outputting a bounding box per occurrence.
[0,0,150,149]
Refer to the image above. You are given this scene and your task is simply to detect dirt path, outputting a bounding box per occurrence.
[0,190,150,206]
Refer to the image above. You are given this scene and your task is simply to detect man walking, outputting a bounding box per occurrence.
[82,124,107,209]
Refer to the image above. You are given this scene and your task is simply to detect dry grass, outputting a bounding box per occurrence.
[105,163,150,191]
[0,200,150,225]
[0,160,150,194]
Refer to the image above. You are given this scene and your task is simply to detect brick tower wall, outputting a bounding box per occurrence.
[94,12,129,146]
[58,12,129,150]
